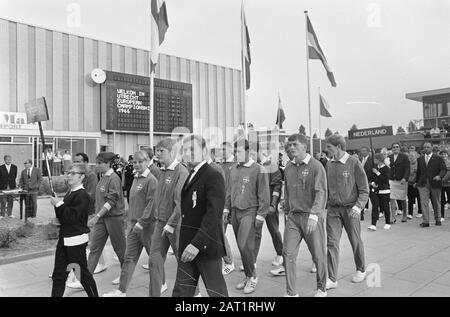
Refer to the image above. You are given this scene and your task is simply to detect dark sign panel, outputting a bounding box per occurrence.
[101,71,193,133]
[24,97,50,123]
[348,126,393,140]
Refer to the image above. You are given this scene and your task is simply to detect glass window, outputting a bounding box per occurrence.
[72,139,85,157]
[86,139,98,163]
[57,138,71,154]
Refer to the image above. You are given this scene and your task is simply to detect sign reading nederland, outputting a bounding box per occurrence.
[348,126,393,140]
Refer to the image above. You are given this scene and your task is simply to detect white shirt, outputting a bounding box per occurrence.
[5,164,11,174]
[425,153,432,164]
[226,155,235,163]
[188,160,207,183]
[63,154,72,161]
[393,154,398,162]
[291,154,311,166]
[161,160,179,171]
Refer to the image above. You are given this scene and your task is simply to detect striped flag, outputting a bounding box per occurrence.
[319,93,332,117]
[151,0,169,74]
[241,4,251,90]
[276,93,286,129]
[307,16,336,87]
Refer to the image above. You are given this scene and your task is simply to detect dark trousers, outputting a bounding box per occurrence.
[371,193,391,226]
[440,187,450,218]
[408,184,422,215]
[231,208,257,278]
[254,211,283,261]
[24,193,38,218]
[0,194,14,216]
[51,240,98,297]
[172,257,228,297]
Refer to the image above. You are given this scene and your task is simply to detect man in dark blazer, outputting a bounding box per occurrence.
[18,159,43,218]
[172,135,228,297]
[360,146,376,221]
[0,155,18,218]
[416,142,447,227]
[388,143,410,222]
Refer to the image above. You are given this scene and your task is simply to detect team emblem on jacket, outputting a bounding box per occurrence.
[243,177,250,184]
[165,177,172,184]
[136,184,143,191]
[343,171,350,178]
[302,169,309,177]
[100,186,106,192]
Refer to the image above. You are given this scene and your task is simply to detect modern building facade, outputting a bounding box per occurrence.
[0,17,244,167]
[406,87,450,129]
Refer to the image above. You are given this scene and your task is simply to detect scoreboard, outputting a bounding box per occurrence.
[101,71,193,133]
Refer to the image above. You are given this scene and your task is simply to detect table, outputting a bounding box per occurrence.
[0,190,31,222]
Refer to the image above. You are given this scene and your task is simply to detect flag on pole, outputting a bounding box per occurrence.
[151,0,169,74]
[276,93,286,129]
[241,4,251,90]
[306,16,336,87]
[319,93,332,117]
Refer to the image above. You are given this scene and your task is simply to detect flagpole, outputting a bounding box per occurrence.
[305,11,313,154]
[149,70,155,149]
[318,86,322,153]
[241,1,247,139]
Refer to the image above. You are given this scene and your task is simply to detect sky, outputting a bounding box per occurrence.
[1,0,449,137]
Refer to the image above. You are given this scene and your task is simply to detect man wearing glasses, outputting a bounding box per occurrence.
[388,143,410,223]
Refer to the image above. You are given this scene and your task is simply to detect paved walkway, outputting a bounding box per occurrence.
[1,205,450,297]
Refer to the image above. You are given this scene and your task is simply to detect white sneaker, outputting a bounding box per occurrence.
[325,278,338,290]
[441,217,445,222]
[103,289,126,297]
[9,215,16,218]
[270,267,286,276]
[310,264,317,273]
[416,214,423,218]
[243,276,258,294]
[351,270,367,283]
[445,203,450,209]
[272,256,283,267]
[222,263,235,275]
[66,281,83,289]
[168,247,174,255]
[236,277,248,290]
[112,276,120,285]
[368,225,377,231]
[284,293,299,297]
[379,213,383,218]
[383,224,391,230]
[94,264,107,274]
[396,210,403,215]
[142,264,149,270]
[0,216,4,219]
[48,273,53,278]
[313,289,327,297]
[407,215,413,220]
[161,283,168,294]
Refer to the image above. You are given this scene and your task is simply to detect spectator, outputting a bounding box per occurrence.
[416,142,447,227]
[42,148,53,177]
[388,142,410,223]
[407,152,422,219]
[440,150,450,222]
[368,153,391,231]
[0,155,18,218]
[53,151,63,176]
[360,146,375,221]
[63,150,72,173]
[18,159,43,219]
[123,155,135,204]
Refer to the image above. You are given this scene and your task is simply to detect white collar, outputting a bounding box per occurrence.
[162,160,179,171]
[193,160,207,173]
[332,152,350,164]
[242,158,255,167]
[226,155,235,163]
[292,154,311,165]
[71,184,84,192]
[104,168,114,176]
[426,153,433,157]
[135,168,150,178]
[378,163,385,169]
[207,158,213,165]
[148,159,154,167]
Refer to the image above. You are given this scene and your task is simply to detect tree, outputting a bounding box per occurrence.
[325,128,333,138]
[397,126,406,134]
[350,124,358,131]
[299,125,306,135]
[313,133,318,139]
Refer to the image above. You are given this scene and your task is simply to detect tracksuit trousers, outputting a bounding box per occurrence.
[327,206,366,283]
[231,208,257,278]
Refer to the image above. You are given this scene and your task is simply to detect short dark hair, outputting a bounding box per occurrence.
[75,152,89,163]
[391,142,400,148]
[4,155,11,160]
[360,146,370,151]
[287,133,308,146]
[326,134,346,151]
[142,148,154,159]
[440,150,448,156]
[374,153,385,162]
[156,138,177,152]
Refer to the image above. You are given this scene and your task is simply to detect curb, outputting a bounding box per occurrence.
[0,249,55,266]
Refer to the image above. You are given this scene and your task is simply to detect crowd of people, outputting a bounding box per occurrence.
[41,148,73,177]
[1,133,449,297]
